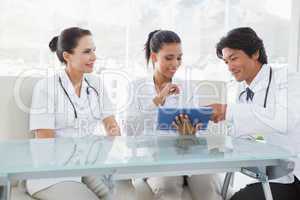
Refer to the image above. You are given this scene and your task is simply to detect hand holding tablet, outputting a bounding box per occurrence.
[173,114,202,135]
[157,107,213,133]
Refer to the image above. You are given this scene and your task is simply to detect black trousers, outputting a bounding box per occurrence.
[230,176,300,200]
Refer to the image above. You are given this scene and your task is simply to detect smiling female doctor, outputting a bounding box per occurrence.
[26,27,120,200]
[125,30,223,200]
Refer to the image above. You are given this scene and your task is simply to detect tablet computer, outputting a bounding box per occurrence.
[157,107,213,131]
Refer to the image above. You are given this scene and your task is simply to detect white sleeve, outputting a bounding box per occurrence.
[86,74,116,120]
[99,85,116,120]
[124,79,157,136]
[127,79,157,114]
[29,80,55,131]
[287,73,300,133]
[227,79,287,136]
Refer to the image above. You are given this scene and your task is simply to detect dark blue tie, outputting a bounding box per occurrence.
[246,87,254,101]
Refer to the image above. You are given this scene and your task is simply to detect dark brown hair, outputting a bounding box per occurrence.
[49,27,92,64]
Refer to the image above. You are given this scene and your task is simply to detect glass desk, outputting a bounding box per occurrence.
[0,173,9,200]
[0,135,295,200]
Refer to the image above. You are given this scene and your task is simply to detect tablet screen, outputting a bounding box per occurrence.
[157,107,213,131]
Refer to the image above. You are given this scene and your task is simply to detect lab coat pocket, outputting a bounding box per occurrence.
[88,95,102,120]
[54,109,75,129]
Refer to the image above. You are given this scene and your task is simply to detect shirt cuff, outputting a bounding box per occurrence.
[101,114,115,121]
[30,114,55,131]
[225,103,234,122]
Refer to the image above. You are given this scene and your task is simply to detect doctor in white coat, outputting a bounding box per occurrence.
[27,27,120,200]
[210,27,300,199]
[126,30,223,200]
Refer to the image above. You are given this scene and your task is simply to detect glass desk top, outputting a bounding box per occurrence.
[0,135,294,176]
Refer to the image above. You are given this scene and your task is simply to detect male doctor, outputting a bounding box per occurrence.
[210,27,300,199]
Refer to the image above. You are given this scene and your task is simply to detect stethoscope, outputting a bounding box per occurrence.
[238,67,272,108]
[63,136,103,166]
[58,76,101,120]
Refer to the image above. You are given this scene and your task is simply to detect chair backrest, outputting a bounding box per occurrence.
[0,76,41,140]
[0,77,228,140]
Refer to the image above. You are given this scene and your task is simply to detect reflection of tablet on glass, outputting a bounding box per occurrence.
[157,107,213,131]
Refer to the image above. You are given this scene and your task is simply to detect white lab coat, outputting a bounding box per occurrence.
[227,64,287,135]
[125,76,223,200]
[27,70,114,195]
[227,64,299,183]
[124,76,187,136]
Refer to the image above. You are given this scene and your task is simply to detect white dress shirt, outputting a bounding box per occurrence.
[27,70,114,195]
[227,64,298,183]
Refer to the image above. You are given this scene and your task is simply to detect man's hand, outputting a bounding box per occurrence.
[208,104,227,123]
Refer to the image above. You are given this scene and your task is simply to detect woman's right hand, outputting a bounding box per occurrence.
[35,129,55,139]
[103,116,121,136]
[153,83,180,106]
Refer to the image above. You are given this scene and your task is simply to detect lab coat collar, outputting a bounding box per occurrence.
[148,76,182,90]
[59,70,88,101]
[243,64,271,93]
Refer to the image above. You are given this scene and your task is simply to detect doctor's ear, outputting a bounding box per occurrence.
[252,50,260,61]
[150,52,158,64]
[63,51,72,63]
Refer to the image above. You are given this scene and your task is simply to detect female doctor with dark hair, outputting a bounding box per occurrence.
[26,27,120,200]
[126,30,223,200]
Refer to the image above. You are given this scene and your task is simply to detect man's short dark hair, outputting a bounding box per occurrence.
[216,27,268,64]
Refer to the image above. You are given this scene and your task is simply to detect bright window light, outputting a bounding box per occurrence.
[266,0,291,19]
